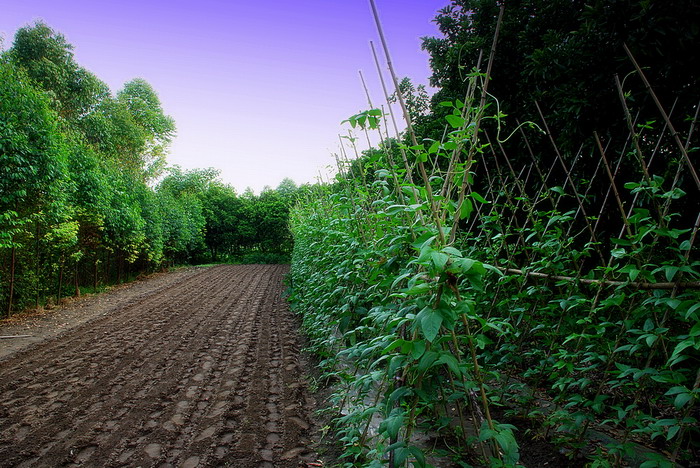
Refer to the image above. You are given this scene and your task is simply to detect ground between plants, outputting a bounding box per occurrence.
[0,264,318,467]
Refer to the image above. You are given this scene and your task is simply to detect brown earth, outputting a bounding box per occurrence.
[0,264,318,468]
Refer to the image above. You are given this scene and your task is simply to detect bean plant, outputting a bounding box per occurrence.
[289,72,699,467]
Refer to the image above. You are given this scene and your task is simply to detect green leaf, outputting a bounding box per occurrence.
[428,140,440,154]
[691,321,700,337]
[417,306,443,342]
[459,198,473,220]
[470,191,488,204]
[379,408,405,439]
[550,186,565,195]
[417,350,438,372]
[404,282,432,295]
[665,266,680,282]
[611,248,626,258]
[674,392,693,409]
[411,340,426,359]
[437,353,462,376]
[431,251,449,271]
[667,424,680,440]
[441,246,462,257]
[408,446,428,467]
[445,114,465,128]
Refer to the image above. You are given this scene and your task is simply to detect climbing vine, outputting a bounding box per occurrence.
[289,62,699,466]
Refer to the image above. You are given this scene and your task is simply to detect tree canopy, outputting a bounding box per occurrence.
[421,0,700,149]
[1,22,299,315]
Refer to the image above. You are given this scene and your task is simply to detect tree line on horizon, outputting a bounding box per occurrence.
[0,22,299,316]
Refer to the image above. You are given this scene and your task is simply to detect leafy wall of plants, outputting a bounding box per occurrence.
[0,23,298,316]
[289,61,699,466]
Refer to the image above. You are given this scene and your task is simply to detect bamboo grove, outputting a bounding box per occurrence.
[289,2,700,466]
[0,23,297,316]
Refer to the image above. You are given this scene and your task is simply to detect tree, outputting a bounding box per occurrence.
[0,60,73,312]
[419,0,700,235]
[421,0,700,152]
[156,167,213,263]
[8,22,109,121]
[117,79,176,179]
[78,96,146,168]
[389,77,431,125]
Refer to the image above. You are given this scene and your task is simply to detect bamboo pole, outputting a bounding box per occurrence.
[370,41,415,185]
[534,100,606,263]
[499,267,700,290]
[614,74,666,225]
[595,132,634,239]
[623,43,700,191]
[369,0,445,243]
[449,6,505,245]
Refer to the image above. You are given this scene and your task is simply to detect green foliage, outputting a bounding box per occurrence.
[8,21,109,121]
[0,22,296,316]
[289,63,698,466]
[197,178,300,263]
[421,0,700,149]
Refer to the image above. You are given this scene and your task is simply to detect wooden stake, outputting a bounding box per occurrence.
[623,43,700,191]
[369,0,445,243]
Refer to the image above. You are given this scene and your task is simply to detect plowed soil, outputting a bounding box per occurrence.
[0,264,317,468]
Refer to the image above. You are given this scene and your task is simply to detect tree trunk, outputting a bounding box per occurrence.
[104,250,111,284]
[93,259,98,291]
[35,222,40,308]
[117,252,122,284]
[57,260,64,305]
[74,263,80,297]
[7,246,16,318]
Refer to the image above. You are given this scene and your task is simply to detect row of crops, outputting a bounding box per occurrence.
[288,46,699,467]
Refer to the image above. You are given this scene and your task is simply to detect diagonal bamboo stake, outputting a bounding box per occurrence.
[623,43,700,191]
[534,101,606,263]
[370,41,415,187]
[614,74,666,226]
[449,6,505,245]
[595,132,634,240]
[439,50,484,203]
[358,69,410,209]
[517,119,558,208]
[661,99,699,219]
[369,0,445,243]
[591,108,641,235]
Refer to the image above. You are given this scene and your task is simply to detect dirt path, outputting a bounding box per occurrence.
[0,264,317,468]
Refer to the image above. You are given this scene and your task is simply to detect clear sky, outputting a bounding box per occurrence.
[0,0,450,193]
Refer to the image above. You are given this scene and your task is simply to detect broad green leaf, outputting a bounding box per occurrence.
[459,198,473,220]
[446,114,465,128]
[417,306,443,342]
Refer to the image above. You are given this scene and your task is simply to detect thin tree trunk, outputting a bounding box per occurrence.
[57,260,64,305]
[93,259,98,291]
[35,222,40,308]
[104,250,111,284]
[117,252,123,284]
[74,263,80,297]
[7,246,16,318]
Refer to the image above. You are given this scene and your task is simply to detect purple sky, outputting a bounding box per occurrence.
[1,0,450,192]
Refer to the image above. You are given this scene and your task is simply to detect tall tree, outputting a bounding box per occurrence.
[422,0,700,151]
[8,21,109,121]
[0,60,73,311]
[117,79,176,179]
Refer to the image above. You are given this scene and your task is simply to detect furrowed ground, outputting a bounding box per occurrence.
[0,265,317,468]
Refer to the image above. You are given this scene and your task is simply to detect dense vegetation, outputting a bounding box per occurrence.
[0,22,297,316]
[289,1,699,467]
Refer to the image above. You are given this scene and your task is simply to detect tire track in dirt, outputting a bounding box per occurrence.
[0,265,316,468]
